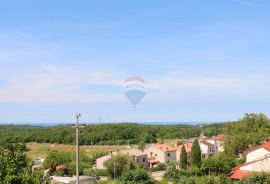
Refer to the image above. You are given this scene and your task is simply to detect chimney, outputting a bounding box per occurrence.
[161,139,164,144]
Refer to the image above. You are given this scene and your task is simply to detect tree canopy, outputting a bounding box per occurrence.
[0,143,48,184]
[104,154,136,179]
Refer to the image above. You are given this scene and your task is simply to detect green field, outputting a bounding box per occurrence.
[26,142,127,160]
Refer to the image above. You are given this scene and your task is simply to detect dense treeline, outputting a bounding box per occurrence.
[0,123,222,145]
[1,113,269,151]
[223,113,270,155]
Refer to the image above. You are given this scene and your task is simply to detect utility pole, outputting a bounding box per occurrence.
[72,114,85,184]
[114,157,116,181]
[76,114,80,184]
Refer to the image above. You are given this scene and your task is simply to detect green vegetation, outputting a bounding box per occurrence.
[223,113,270,155]
[180,145,187,170]
[237,173,270,184]
[138,141,146,151]
[104,154,136,179]
[1,113,270,183]
[0,123,203,145]
[43,150,93,176]
[0,143,48,184]
[190,139,201,168]
[120,168,157,184]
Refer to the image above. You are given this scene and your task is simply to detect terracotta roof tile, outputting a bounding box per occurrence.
[155,144,177,152]
[230,170,252,179]
[244,142,270,155]
[213,134,225,141]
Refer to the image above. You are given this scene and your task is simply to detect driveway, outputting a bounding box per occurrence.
[150,171,166,181]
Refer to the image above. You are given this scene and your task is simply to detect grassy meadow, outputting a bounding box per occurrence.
[26,142,127,160]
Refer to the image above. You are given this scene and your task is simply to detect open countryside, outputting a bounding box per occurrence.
[2,113,270,183]
[1,0,270,183]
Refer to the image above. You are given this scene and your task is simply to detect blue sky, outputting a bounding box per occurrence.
[0,0,270,123]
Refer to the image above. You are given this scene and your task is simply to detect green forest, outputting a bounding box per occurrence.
[1,113,270,157]
[0,122,222,145]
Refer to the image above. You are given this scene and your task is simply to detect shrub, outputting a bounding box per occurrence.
[94,169,109,176]
[156,163,167,170]
[164,166,180,181]
[120,168,157,184]
[104,154,135,179]
[239,173,270,184]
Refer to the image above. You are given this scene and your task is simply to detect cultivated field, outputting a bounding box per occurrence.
[26,142,127,160]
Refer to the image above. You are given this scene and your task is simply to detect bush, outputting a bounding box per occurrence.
[201,153,238,175]
[104,154,136,179]
[239,173,270,184]
[43,151,72,170]
[120,168,157,184]
[164,166,180,181]
[94,169,109,176]
[156,163,167,170]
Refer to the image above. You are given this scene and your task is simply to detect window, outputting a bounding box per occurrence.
[137,159,139,163]
[143,158,145,162]
[167,153,170,157]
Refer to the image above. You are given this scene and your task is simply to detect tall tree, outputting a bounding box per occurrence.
[0,143,48,184]
[180,145,187,169]
[190,139,201,168]
[138,141,145,151]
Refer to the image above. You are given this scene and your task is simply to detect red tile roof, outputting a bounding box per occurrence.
[244,142,270,155]
[155,144,177,152]
[56,165,65,171]
[176,143,192,153]
[213,134,225,141]
[229,170,252,179]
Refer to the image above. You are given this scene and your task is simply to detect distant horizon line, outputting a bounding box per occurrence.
[0,121,224,126]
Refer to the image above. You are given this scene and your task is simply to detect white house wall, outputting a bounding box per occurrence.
[240,157,270,172]
[246,148,270,162]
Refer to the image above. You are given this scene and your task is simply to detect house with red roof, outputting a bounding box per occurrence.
[211,134,225,152]
[144,144,177,167]
[229,141,270,180]
[244,141,270,162]
[95,148,148,169]
[175,143,192,161]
